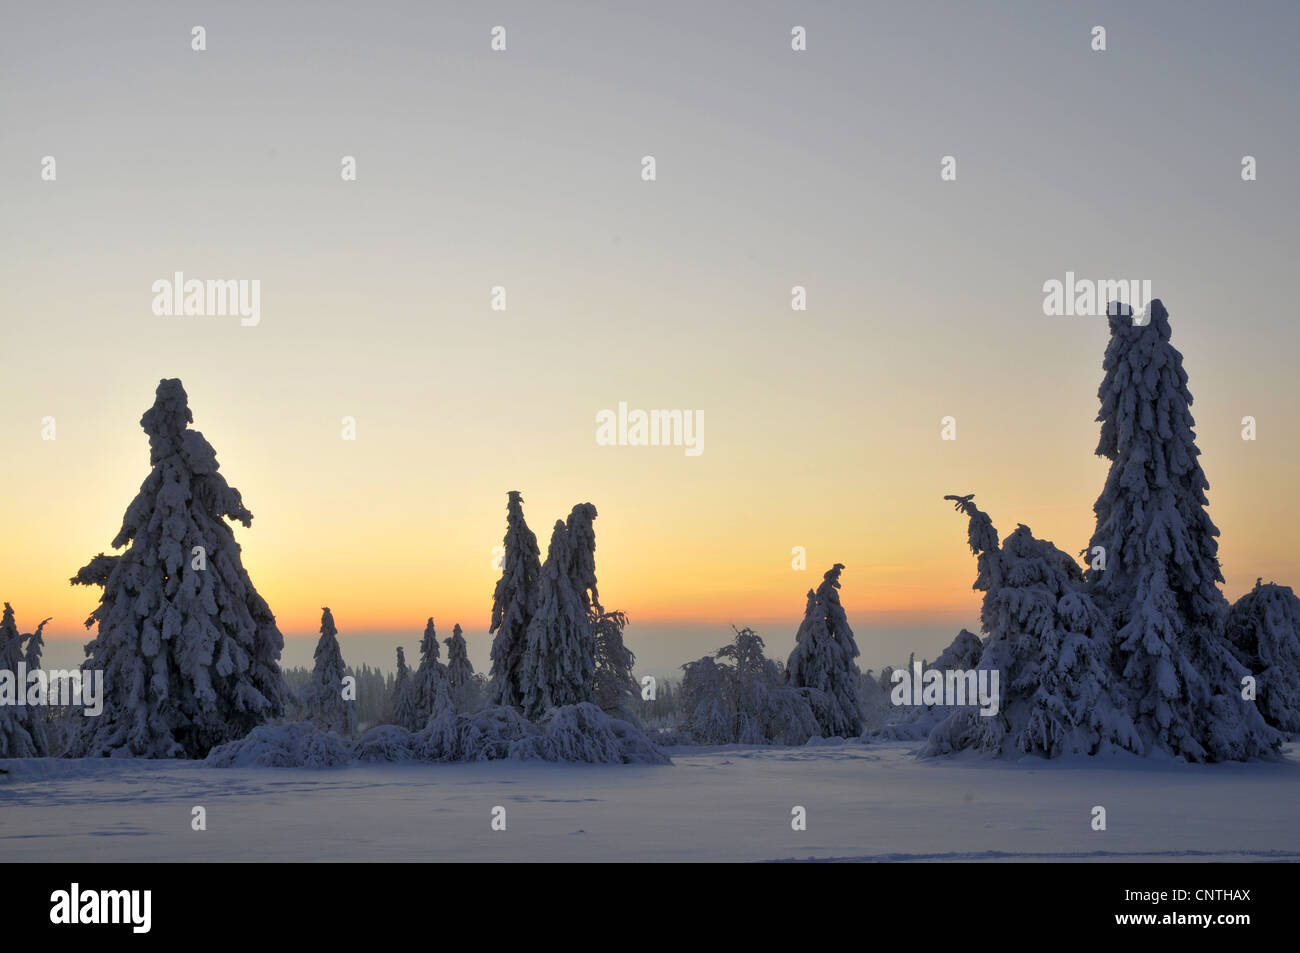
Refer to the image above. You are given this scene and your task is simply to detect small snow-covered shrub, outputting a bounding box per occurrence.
[1225,580,1300,733]
[205,722,353,768]
[410,703,669,764]
[356,724,414,762]
[413,704,534,762]
[678,628,821,746]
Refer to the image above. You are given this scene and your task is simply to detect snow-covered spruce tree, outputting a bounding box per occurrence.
[1085,300,1278,760]
[487,491,541,710]
[0,604,41,757]
[786,565,864,737]
[444,624,473,689]
[1225,580,1300,733]
[443,623,479,712]
[923,498,1139,757]
[300,608,356,736]
[69,379,287,758]
[592,609,638,717]
[389,646,418,730]
[409,618,451,727]
[519,521,595,720]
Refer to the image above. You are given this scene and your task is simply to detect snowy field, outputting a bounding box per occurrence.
[4,739,1300,863]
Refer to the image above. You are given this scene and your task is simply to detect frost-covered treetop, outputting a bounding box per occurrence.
[314,608,344,668]
[945,494,1001,592]
[113,379,253,551]
[565,502,600,614]
[420,617,441,662]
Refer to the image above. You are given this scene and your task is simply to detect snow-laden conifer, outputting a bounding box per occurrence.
[1225,580,1300,733]
[0,605,43,757]
[785,564,864,737]
[1086,301,1277,760]
[69,379,286,758]
[301,608,356,737]
[519,522,595,719]
[389,645,418,730]
[487,491,541,709]
[924,498,1139,757]
[409,618,450,728]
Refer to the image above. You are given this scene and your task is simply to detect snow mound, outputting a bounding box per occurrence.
[355,724,415,762]
[413,703,670,764]
[205,721,353,768]
[202,708,669,767]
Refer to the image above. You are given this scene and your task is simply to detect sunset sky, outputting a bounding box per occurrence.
[2,1,1298,676]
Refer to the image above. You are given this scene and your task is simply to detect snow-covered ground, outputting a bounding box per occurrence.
[3,739,1299,862]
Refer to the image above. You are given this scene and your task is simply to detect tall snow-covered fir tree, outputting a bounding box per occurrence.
[389,645,417,730]
[786,564,864,737]
[301,607,356,736]
[519,520,595,720]
[923,497,1140,758]
[1085,300,1277,760]
[409,618,450,727]
[1224,580,1300,734]
[487,491,541,710]
[69,379,287,758]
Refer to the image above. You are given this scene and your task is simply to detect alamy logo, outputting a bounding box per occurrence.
[152,272,260,326]
[1042,272,1151,322]
[595,402,704,457]
[890,660,1000,716]
[0,665,103,716]
[49,883,151,933]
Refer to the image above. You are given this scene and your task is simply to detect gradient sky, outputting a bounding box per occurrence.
[2,1,1298,677]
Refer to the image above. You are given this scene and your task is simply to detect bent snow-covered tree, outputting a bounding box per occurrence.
[923,497,1140,758]
[301,608,356,736]
[1085,300,1277,760]
[0,604,51,758]
[786,564,864,737]
[20,610,52,757]
[519,520,595,720]
[565,503,601,614]
[1225,580,1300,734]
[487,491,541,710]
[69,379,287,758]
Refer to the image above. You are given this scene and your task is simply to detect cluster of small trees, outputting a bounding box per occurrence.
[0,604,51,757]
[286,613,487,737]
[918,301,1297,761]
[486,493,637,721]
[675,564,866,745]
